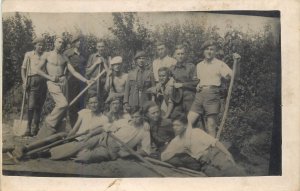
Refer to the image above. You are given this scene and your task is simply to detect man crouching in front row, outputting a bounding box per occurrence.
[161,115,246,177]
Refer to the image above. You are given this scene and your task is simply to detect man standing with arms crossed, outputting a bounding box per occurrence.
[188,40,241,137]
[21,37,47,136]
[36,37,92,139]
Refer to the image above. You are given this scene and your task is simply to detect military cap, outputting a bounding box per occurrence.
[200,40,217,50]
[105,93,124,104]
[110,56,123,65]
[71,33,82,44]
[32,37,44,45]
[134,51,147,60]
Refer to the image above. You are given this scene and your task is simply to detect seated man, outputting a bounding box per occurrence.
[147,67,174,118]
[143,101,174,153]
[74,106,151,163]
[104,93,131,122]
[161,115,246,177]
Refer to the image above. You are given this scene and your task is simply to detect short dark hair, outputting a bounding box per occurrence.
[174,44,186,52]
[172,114,188,125]
[129,106,143,116]
[158,67,170,76]
[142,101,158,114]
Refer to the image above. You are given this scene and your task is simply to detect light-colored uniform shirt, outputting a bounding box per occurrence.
[152,55,177,81]
[105,119,151,155]
[161,128,217,161]
[21,51,43,76]
[196,58,232,87]
[76,109,109,140]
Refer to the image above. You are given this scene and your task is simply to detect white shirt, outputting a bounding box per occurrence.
[161,128,217,161]
[196,58,232,86]
[76,109,109,140]
[21,51,43,76]
[107,119,151,155]
[152,55,177,81]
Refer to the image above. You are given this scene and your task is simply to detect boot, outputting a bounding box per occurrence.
[23,110,34,137]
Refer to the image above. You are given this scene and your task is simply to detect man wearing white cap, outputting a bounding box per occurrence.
[104,56,128,101]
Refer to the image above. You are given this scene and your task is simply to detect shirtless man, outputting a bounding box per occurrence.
[104,56,128,100]
[36,37,92,138]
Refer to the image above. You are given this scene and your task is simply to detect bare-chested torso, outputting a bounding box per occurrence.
[44,51,68,77]
[111,73,128,93]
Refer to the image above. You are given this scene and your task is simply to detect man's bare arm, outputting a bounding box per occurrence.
[67,63,89,84]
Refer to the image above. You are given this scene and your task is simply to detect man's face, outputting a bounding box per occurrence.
[112,63,122,72]
[158,70,169,85]
[136,57,146,68]
[88,97,99,112]
[74,40,81,49]
[35,43,43,53]
[54,38,63,50]
[96,42,105,55]
[110,100,121,113]
[203,45,216,60]
[172,120,186,136]
[174,48,185,63]
[157,45,167,59]
[146,106,161,122]
[131,112,143,127]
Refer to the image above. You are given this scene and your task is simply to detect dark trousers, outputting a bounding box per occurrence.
[67,76,85,127]
[26,75,47,130]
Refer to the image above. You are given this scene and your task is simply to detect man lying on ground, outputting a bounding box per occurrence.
[161,115,246,177]
[74,106,151,163]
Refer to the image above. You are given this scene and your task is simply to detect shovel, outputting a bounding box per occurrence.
[13,57,30,136]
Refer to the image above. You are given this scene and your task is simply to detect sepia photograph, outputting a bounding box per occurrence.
[1,10,281,179]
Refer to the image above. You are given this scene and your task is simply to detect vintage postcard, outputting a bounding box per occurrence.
[1,0,299,191]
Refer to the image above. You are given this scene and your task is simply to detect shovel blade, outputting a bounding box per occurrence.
[13,119,28,136]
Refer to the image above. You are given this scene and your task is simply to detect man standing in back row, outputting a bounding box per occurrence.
[124,51,155,109]
[64,34,87,127]
[152,41,177,82]
[188,40,241,137]
[86,40,109,102]
[36,37,92,139]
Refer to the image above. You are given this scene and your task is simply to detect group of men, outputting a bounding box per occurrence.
[20,34,244,176]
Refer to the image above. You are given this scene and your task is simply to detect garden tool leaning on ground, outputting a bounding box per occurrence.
[13,56,30,136]
[216,53,241,140]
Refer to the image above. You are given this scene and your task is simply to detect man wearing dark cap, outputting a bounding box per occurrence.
[36,36,92,139]
[152,41,177,82]
[64,34,87,127]
[124,51,155,109]
[188,40,241,137]
[21,37,47,136]
[86,40,109,102]
[168,45,198,118]
[104,93,130,123]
